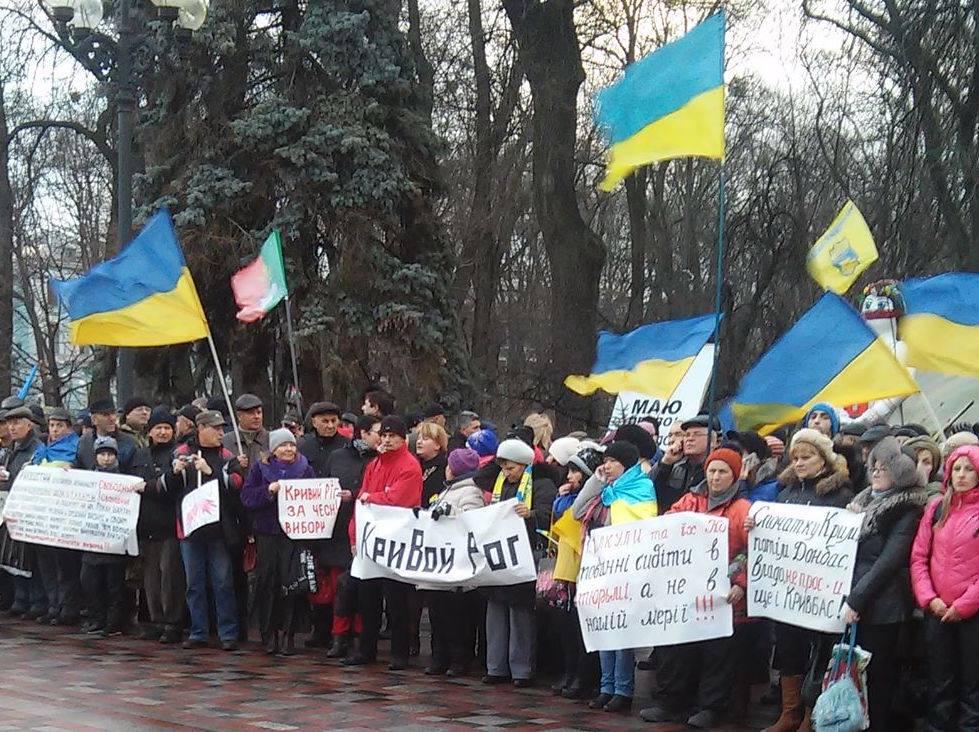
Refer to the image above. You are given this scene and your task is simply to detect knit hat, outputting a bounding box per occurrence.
[548,436,581,466]
[868,436,919,490]
[569,446,604,477]
[705,447,743,479]
[147,407,175,430]
[905,436,942,481]
[466,429,499,458]
[614,423,658,460]
[944,431,979,459]
[380,415,407,438]
[765,435,785,458]
[122,396,151,417]
[803,402,840,436]
[944,445,979,490]
[269,427,297,454]
[603,441,640,470]
[790,428,837,468]
[94,436,118,454]
[447,447,480,477]
[496,438,535,466]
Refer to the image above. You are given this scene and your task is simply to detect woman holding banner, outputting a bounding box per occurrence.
[640,446,750,729]
[842,436,927,731]
[910,445,979,732]
[242,428,316,656]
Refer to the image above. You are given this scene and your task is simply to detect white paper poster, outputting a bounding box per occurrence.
[606,345,714,448]
[277,478,342,539]
[181,479,220,538]
[352,499,538,587]
[576,512,733,652]
[747,502,863,632]
[2,466,141,555]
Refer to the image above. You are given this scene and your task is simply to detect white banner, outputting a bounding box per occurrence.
[606,345,714,448]
[0,491,7,526]
[278,478,342,539]
[1,466,141,555]
[576,512,733,652]
[181,480,220,538]
[351,499,537,587]
[747,502,862,632]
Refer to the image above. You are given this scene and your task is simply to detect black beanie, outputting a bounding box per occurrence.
[122,396,152,416]
[604,441,640,469]
[614,423,657,460]
[147,407,175,430]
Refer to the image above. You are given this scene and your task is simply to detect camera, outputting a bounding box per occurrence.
[430,503,452,521]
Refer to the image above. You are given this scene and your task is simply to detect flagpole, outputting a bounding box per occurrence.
[205,331,243,456]
[706,164,726,438]
[283,294,303,418]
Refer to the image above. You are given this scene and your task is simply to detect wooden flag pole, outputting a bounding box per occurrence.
[205,331,243,456]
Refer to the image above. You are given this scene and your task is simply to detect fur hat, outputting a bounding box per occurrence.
[944,431,979,459]
[547,436,580,467]
[790,428,837,468]
[603,441,640,470]
[868,436,920,490]
[614,423,658,460]
[496,438,535,466]
[269,427,297,454]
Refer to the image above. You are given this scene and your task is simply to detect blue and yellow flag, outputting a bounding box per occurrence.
[51,210,209,346]
[596,12,725,191]
[601,463,658,524]
[565,313,719,399]
[807,201,878,294]
[900,273,979,378]
[732,293,918,434]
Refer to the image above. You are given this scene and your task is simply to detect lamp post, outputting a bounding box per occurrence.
[44,0,209,404]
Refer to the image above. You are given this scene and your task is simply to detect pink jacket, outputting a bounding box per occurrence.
[910,447,979,618]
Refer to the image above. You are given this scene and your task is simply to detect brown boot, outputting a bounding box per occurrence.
[797,706,812,732]
[762,675,804,732]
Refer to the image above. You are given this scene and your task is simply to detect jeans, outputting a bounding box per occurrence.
[180,537,238,642]
[600,649,635,697]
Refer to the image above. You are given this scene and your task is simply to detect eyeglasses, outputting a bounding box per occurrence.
[871,466,890,474]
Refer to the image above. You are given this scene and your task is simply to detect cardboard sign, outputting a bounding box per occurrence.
[181,479,220,538]
[277,478,342,539]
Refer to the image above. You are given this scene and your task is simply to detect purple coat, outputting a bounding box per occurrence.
[241,453,316,535]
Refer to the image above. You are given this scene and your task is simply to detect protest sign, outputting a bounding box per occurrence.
[181,480,220,537]
[277,478,342,539]
[576,513,733,652]
[747,502,862,632]
[606,345,714,447]
[1,466,141,555]
[352,499,537,587]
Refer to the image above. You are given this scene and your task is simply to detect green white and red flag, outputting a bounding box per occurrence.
[231,230,288,323]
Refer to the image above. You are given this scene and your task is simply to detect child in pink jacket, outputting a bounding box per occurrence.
[910,444,979,731]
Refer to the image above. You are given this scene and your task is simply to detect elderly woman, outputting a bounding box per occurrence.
[241,428,316,657]
[842,437,927,731]
[911,445,979,731]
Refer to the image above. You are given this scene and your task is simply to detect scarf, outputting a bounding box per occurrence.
[492,466,533,507]
[705,482,739,512]
[600,463,655,508]
[850,484,929,539]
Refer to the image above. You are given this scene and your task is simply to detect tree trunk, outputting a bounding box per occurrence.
[623,169,648,329]
[0,84,13,397]
[502,0,606,430]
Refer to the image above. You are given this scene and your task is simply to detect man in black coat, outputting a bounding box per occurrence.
[74,399,139,473]
[299,401,349,476]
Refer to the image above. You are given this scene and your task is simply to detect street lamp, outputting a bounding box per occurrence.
[43,0,209,404]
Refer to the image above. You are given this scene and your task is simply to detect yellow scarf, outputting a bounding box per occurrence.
[492,466,533,508]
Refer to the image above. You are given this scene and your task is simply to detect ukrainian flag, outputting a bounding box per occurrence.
[602,464,658,524]
[565,313,719,399]
[900,273,979,378]
[732,293,918,434]
[51,210,209,346]
[596,11,725,191]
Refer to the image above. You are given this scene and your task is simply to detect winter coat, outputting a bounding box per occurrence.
[222,428,269,470]
[32,432,80,468]
[347,444,424,546]
[317,441,376,567]
[137,440,178,541]
[163,439,245,546]
[447,431,468,454]
[299,431,350,478]
[241,454,316,536]
[846,485,929,625]
[430,474,486,515]
[119,422,148,449]
[653,456,705,512]
[75,430,139,473]
[82,462,130,566]
[3,432,43,487]
[776,465,854,509]
[420,453,448,508]
[911,489,979,619]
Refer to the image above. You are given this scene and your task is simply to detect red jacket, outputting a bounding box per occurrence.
[911,489,979,619]
[348,445,423,545]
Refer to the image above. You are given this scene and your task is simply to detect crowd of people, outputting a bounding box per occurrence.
[1,388,979,730]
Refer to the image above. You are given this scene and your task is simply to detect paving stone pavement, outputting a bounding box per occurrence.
[0,617,775,731]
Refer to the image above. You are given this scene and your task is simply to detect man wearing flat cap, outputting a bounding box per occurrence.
[653,414,716,512]
[299,401,349,477]
[222,393,268,471]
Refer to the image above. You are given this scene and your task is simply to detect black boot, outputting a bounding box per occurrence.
[264,631,280,655]
[280,633,296,657]
[326,635,349,659]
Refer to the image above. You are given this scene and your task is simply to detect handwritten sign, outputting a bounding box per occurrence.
[181,480,220,538]
[576,513,733,652]
[747,502,862,632]
[277,478,342,539]
[352,499,537,587]
[2,466,141,555]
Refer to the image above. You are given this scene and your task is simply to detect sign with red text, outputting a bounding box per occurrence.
[576,513,733,652]
[2,466,141,555]
[747,502,862,632]
[181,480,220,538]
[277,478,342,539]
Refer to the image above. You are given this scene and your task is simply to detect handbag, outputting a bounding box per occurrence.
[812,624,871,732]
[281,547,319,597]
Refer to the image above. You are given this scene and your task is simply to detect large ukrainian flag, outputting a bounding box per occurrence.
[51,210,209,346]
[732,293,918,434]
[565,313,719,399]
[900,273,979,378]
[596,11,725,191]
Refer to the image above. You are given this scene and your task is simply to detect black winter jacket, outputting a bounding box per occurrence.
[299,432,350,478]
[137,441,177,540]
[75,430,140,473]
[654,457,706,512]
[316,442,376,567]
[776,466,854,509]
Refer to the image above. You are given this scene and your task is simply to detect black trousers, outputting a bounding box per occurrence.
[33,546,60,616]
[80,559,126,628]
[55,549,83,620]
[657,635,738,713]
[428,590,481,669]
[859,622,913,732]
[253,534,308,639]
[924,613,979,732]
[359,578,410,662]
